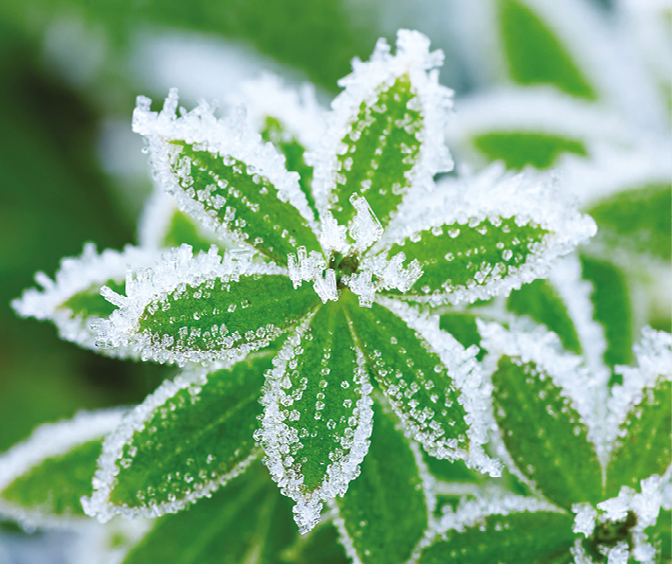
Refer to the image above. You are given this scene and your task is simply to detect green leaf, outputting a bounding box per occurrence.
[259,300,373,533]
[133,93,321,266]
[86,355,271,519]
[606,378,671,498]
[122,461,296,564]
[579,255,633,373]
[383,217,550,301]
[507,279,581,355]
[497,0,596,99]
[421,448,481,484]
[0,410,122,528]
[62,278,125,319]
[281,521,350,564]
[492,355,603,509]
[585,183,671,262]
[262,116,319,223]
[473,133,587,170]
[646,509,671,563]
[343,292,473,463]
[162,209,222,255]
[418,511,575,564]
[335,400,428,564]
[439,313,485,361]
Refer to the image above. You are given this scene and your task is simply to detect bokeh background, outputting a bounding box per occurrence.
[0,0,669,561]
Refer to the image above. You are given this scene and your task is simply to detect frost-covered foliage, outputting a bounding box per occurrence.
[3,17,670,564]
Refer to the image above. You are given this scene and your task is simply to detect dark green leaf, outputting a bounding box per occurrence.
[497,0,596,99]
[344,292,472,462]
[473,133,587,170]
[492,356,603,509]
[281,521,349,564]
[507,279,581,355]
[418,511,575,564]
[586,183,671,262]
[162,209,222,255]
[606,379,671,498]
[439,313,485,361]
[330,75,423,229]
[122,462,296,564]
[336,400,427,564]
[99,355,271,514]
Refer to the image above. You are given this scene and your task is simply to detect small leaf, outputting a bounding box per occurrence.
[259,301,374,533]
[344,293,476,466]
[491,355,603,509]
[646,509,671,563]
[122,462,296,564]
[334,400,428,564]
[439,313,485,360]
[586,183,671,262]
[418,511,575,564]
[97,247,319,365]
[473,132,587,170]
[133,90,321,265]
[497,0,596,99]
[507,279,581,355]
[579,254,633,373]
[0,410,123,529]
[313,30,452,231]
[606,378,671,498]
[281,521,350,564]
[84,355,271,520]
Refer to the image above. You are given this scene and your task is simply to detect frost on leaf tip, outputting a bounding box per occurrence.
[11,243,158,356]
[311,29,454,230]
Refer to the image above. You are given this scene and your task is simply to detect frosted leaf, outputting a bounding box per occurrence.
[70,516,153,564]
[604,541,630,564]
[11,243,159,357]
[133,89,320,264]
[258,307,373,533]
[597,475,665,533]
[375,164,596,306]
[348,194,384,252]
[0,410,124,530]
[83,356,268,521]
[572,502,597,538]
[94,245,318,366]
[310,29,453,230]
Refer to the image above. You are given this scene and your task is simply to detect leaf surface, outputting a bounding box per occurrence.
[492,356,603,509]
[335,400,428,564]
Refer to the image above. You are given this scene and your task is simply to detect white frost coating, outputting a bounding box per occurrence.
[597,476,664,532]
[11,243,159,357]
[70,517,154,564]
[231,73,327,153]
[478,321,607,468]
[376,296,502,477]
[258,315,374,533]
[605,328,672,452]
[82,360,259,522]
[603,542,630,564]
[572,502,598,537]
[571,538,597,564]
[376,164,596,306]
[318,210,349,254]
[0,409,125,530]
[132,88,319,241]
[310,29,453,216]
[328,499,363,564]
[287,246,336,304]
[348,194,384,252]
[94,244,287,366]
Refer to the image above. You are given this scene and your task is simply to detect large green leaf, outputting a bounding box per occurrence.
[586,183,671,262]
[259,301,373,533]
[492,356,603,509]
[473,133,587,170]
[606,378,671,498]
[383,217,550,301]
[122,462,296,564]
[85,355,271,519]
[133,93,321,265]
[418,511,575,564]
[0,410,122,528]
[497,0,596,99]
[344,293,473,463]
[507,279,581,355]
[335,400,428,564]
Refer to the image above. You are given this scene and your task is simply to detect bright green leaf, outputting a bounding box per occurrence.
[492,356,603,509]
[439,313,485,361]
[61,278,125,319]
[586,183,671,262]
[259,300,373,533]
[473,133,587,170]
[281,521,350,564]
[335,400,428,564]
[497,0,596,99]
[606,379,671,498]
[646,509,671,563]
[122,462,296,564]
[507,279,581,355]
[92,355,271,517]
[162,209,221,255]
[418,511,575,564]
[344,292,471,461]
